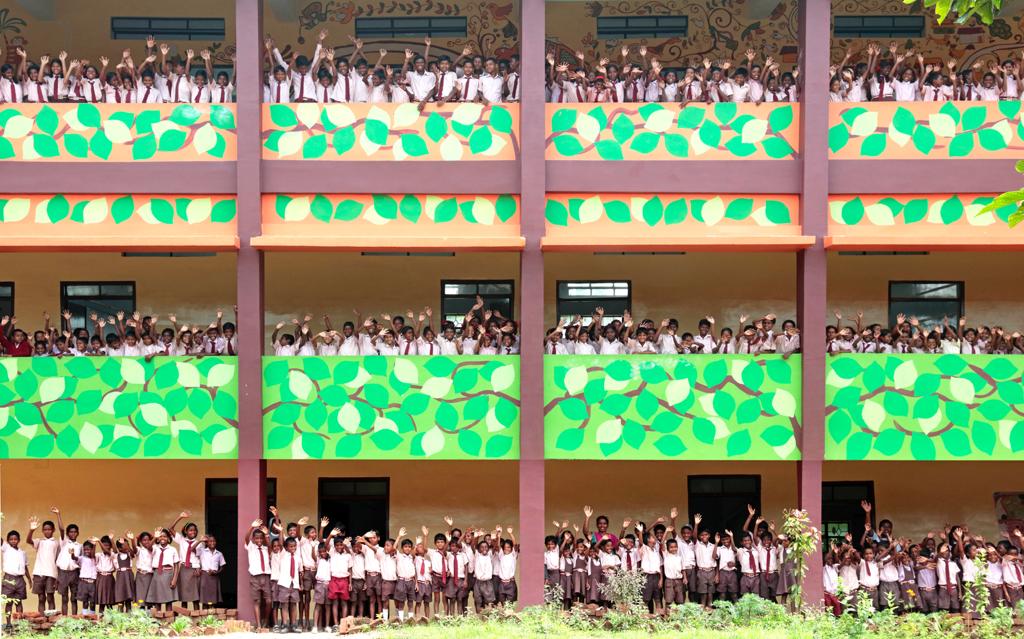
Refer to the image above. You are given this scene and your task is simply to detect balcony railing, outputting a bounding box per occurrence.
[0,356,238,459]
[544,355,801,460]
[826,354,1024,460]
[828,101,1023,160]
[262,356,520,459]
[261,103,519,161]
[546,103,799,161]
[0,104,237,162]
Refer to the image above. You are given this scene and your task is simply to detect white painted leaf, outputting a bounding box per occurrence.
[966,203,993,227]
[391,138,408,161]
[290,436,309,459]
[393,359,420,385]
[80,198,108,224]
[949,376,975,404]
[176,362,201,388]
[80,422,103,453]
[861,400,885,432]
[211,428,237,455]
[39,377,65,404]
[826,368,854,388]
[194,123,218,155]
[482,136,508,158]
[114,424,140,440]
[277,131,304,157]
[666,379,691,406]
[140,403,168,427]
[171,419,198,436]
[296,103,322,129]
[490,364,515,393]
[439,135,463,161]
[740,118,769,144]
[689,129,711,155]
[102,119,133,144]
[596,419,623,444]
[362,205,389,225]
[185,198,212,224]
[730,359,748,382]
[486,407,506,432]
[63,110,90,132]
[701,197,726,226]
[121,359,147,385]
[991,119,1012,144]
[17,424,38,439]
[2,198,30,222]
[892,360,918,389]
[864,203,895,226]
[99,391,120,415]
[451,103,483,126]
[323,104,356,128]
[150,120,180,140]
[422,377,453,399]
[367,105,392,129]
[3,115,34,139]
[604,375,628,391]
[471,197,496,225]
[698,394,717,416]
[288,370,314,401]
[564,366,588,395]
[338,402,361,433]
[888,126,910,147]
[577,196,603,224]
[828,200,847,225]
[998,419,1018,450]
[342,367,370,389]
[927,113,957,138]
[392,102,421,128]
[850,111,878,137]
[576,113,601,142]
[359,132,381,156]
[644,109,674,133]
[283,196,311,221]
[373,416,398,432]
[421,426,445,457]
[918,408,942,434]
[206,363,235,387]
[773,438,798,460]
[772,389,797,418]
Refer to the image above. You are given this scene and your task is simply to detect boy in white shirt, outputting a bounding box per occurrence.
[53,508,82,616]
[27,517,59,614]
[479,58,504,104]
[327,534,352,622]
[693,517,716,609]
[273,32,324,103]
[276,537,302,632]
[471,538,496,611]
[496,530,518,604]
[394,538,416,621]
[198,535,226,609]
[2,530,29,627]
[244,521,272,630]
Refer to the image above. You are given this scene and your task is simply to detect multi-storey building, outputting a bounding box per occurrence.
[2,0,1023,616]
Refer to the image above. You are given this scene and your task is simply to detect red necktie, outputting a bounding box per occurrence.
[194,88,200,103]
[463,79,470,100]
[575,86,583,101]
[90,82,97,103]
[50,77,59,100]
[550,343,556,354]
[880,77,886,99]
[419,558,425,576]
[404,340,411,355]
[454,554,459,582]
[227,340,234,356]
[259,547,266,572]
[298,74,305,101]
[866,561,871,576]
[290,553,296,579]
[506,347,511,354]
[441,553,447,584]
[766,549,771,572]
[626,552,632,571]
[511,75,518,98]
[184,540,193,567]
[438,74,444,99]
[143,87,151,103]
[276,83,281,103]
[174,76,181,102]
[158,548,165,569]
[932,88,938,101]
[1016,565,1021,582]
[967,86,972,100]
[558,86,564,103]
[323,86,328,102]
[115,89,122,103]
[749,553,755,570]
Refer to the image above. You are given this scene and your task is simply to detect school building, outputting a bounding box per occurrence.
[2,0,1024,615]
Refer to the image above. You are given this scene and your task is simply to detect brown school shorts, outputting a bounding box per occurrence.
[249,574,272,602]
[416,580,433,602]
[664,577,686,605]
[314,581,329,605]
[2,574,27,600]
[382,579,397,599]
[696,568,716,594]
[57,568,80,597]
[364,573,382,596]
[394,579,416,603]
[300,569,316,592]
[31,575,57,595]
[276,585,300,604]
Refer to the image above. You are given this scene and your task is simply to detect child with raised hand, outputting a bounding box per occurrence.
[264,38,290,103]
[27,515,59,614]
[213,54,236,103]
[274,29,324,103]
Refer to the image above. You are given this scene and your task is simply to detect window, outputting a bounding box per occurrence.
[60,282,136,332]
[822,481,874,549]
[441,280,515,327]
[111,17,226,41]
[355,17,467,39]
[688,475,761,536]
[205,478,277,609]
[318,478,390,540]
[556,281,631,326]
[833,15,925,38]
[597,15,688,39]
[0,282,12,318]
[888,281,964,328]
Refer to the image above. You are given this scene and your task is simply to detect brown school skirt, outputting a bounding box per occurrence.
[135,572,154,604]
[178,567,200,602]
[57,568,80,597]
[147,568,176,604]
[2,574,26,600]
[200,571,222,605]
[95,573,116,605]
[114,569,135,603]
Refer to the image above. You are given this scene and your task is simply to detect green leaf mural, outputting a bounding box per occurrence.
[545,195,794,228]
[829,195,1019,227]
[826,354,1024,460]
[0,357,238,459]
[547,104,797,160]
[271,194,517,226]
[0,104,236,161]
[829,102,1023,158]
[544,355,801,460]
[262,356,520,459]
[262,103,517,161]
[0,196,237,226]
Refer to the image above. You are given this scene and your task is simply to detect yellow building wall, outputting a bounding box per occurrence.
[827,252,1024,329]
[543,252,797,329]
[267,460,519,536]
[824,462,1021,540]
[546,460,798,526]
[0,252,236,330]
[264,252,519,344]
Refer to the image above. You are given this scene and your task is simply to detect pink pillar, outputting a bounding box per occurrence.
[517,0,547,608]
[797,0,829,608]
[234,0,267,622]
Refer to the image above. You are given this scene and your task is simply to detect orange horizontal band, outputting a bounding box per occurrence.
[541,235,816,252]
[251,235,526,252]
[824,236,1024,251]
[0,236,239,252]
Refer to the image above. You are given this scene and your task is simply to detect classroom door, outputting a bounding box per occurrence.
[318,478,389,540]
[687,475,761,537]
[205,478,277,609]
[822,481,875,549]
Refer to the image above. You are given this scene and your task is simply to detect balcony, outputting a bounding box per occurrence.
[0,356,238,459]
[262,355,520,460]
[826,354,1024,461]
[544,354,801,460]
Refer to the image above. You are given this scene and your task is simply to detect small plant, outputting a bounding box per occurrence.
[781,508,821,608]
[598,568,645,612]
[197,614,223,628]
[168,614,194,635]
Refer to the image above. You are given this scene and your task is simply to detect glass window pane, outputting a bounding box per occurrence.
[478,283,512,295]
[0,285,11,296]
[64,285,100,297]
[100,284,135,296]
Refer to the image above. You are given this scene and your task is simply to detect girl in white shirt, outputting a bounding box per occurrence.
[475,332,499,355]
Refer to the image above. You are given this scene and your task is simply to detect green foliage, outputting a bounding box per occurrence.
[911,0,1002,24]
[598,568,646,611]
[826,354,1024,460]
[545,195,793,228]
[545,355,801,460]
[0,357,239,459]
[547,103,796,160]
[0,196,236,226]
[263,356,519,459]
[273,194,516,226]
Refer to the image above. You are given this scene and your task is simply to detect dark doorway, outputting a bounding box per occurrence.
[687,475,761,536]
[205,478,277,608]
[823,481,875,549]
[318,478,390,540]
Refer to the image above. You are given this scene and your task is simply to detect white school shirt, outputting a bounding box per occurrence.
[870,76,894,100]
[407,70,437,101]
[380,553,397,581]
[663,551,684,579]
[1002,560,1023,586]
[275,46,320,102]
[985,561,1004,586]
[212,83,234,103]
[657,333,680,354]
[167,73,192,103]
[624,78,645,102]
[676,538,696,569]
[78,555,97,579]
[389,82,411,103]
[661,82,678,102]
[104,85,131,104]
[438,335,459,355]
[45,75,66,101]
[756,544,776,572]
[398,336,418,356]
[426,548,446,574]
[543,549,559,571]
[838,563,859,590]
[174,532,202,569]
[892,80,918,101]
[645,80,663,103]
[274,343,298,356]
[727,81,751,103]
[396,553,416,579]
[434,70,457,101]
[479,73,503,103]
[693,334,715,354]
[418,338,441,356]
[455,75,480,102]
[878,556,899,582]
[77,77,103,103]
[367,84,387,103]
[505,72,521,101]
[736,547,758,574]
[598,338,624,355]
[315,557,331,582]
[189,83,211,103]
[2,543,27,576]
[694,541,716,569]
[823,563,839,594]
[639,545,661,573]
[747,78,764,102]
[829,91,844,103]
[200,548,226,573]
[350,72,370,102]
[936,557,960,586]
[362,545,382,572]
[977,84,1001,101]
[497,550,517,580]
[627,339,657,354]
[1004,75,1019,99]
[331,70,359,103]
[135,545,154,573]
[245,542,270,576]
[960,556,978,583]
[328,548,351,578]
[134,84,164,104]
[376,342,400,356]
[56,539,83,571]
[298,537,318,570]
[845,79,866,102]
[151,544,180,569]
[122,344,143,357]
[337,335,360,356]
[921,84,953,102]
[317,341,340,356]
[267,77,290,103]
[33,536,60,578]
[23,80,48,103]
[277,551,301,589]
[680,79,703,101]
[858,559,880,587]
[573,341,597,355]
[473,551,494,580]
[154,72,170,100]
[546,341,568,355]
[717,546,737,570]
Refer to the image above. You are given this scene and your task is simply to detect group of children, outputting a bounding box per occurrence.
[546,47,800,103]
[0,309,237,358]
[0,38,235,104]
[244,511,519,632]
[830,42,1022,102]
[2,509,226,631]
[828,311,1024,355]
[545,310,800,356]
[825,501,1024,615]
[270,300,520,356]
[545,505,796,612]
[264,33,520,106]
